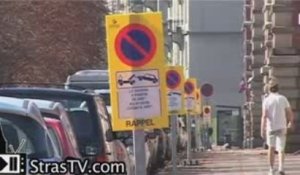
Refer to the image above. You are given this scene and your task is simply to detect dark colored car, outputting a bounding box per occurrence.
[45,117,81,159]
[29,99,81,159]
[0,97,61,174]
[0,88,115,163]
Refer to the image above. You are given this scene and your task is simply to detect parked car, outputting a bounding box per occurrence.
[0,97,61,173]
[154,129,168,167]
[74,92,134,174]
[0,88,117,163]
[65,69,109,90]
[118,131,152,175]
[66,71,134,174]
[29,99,81,159]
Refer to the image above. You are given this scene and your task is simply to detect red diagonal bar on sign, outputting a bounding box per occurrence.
[168,74,178,85]
[123,34,149,57]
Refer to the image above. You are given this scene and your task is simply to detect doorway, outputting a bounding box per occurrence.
[216,106,243,147]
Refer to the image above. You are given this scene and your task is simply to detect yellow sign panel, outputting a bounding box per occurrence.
[184,78,197,113]
[166,66,185,115]
[195,88,202,115]
[203,105,212,124]
[106,12,168,131]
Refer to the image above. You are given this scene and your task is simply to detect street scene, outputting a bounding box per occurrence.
[0,0,300,175]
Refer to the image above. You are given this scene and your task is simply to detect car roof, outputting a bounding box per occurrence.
[65,70,109,90]
[0,87,95,98]
[27,99,63,116]
[66,70,108,82]
[0,96,46,126]
[0,101,27,116]
[94,89,110,94]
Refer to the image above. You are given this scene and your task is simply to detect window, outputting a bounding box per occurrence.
[47,127,63,157]
[0,114,52,158]
[94,97,111,132]
[60,111,80,153]
[0,120,34,155]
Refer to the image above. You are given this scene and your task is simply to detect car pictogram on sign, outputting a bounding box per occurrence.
[137,73,158,84]
[118,74,137,86]
[167,92,182,96]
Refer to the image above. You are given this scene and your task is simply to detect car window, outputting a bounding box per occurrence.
[0,114,52,158]
[60,111,80,152]
[47,127,63,157]
[1,120,34,155]
[0,95,103,156]
[94,97,111,132]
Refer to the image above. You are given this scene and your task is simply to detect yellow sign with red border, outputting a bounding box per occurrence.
[166,66,185,115]
[195,88,202,115]
[184,78,197,113]
[106,12,168,131]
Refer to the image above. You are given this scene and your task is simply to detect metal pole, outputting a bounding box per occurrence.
[133,130,146,175]
[186,113,192,160]
[196,115,201,150]
[129,1,147,175]
[171,114,178,175]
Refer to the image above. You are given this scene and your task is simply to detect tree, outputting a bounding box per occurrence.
[0,1,108,84]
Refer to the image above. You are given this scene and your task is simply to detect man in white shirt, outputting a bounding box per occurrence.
[261,77,295,175]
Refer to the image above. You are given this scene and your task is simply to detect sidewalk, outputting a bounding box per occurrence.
[157,148,300,175]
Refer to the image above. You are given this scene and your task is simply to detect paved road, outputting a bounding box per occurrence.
[156,149,300,175]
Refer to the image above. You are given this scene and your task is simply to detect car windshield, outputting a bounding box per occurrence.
[0,113,53,159]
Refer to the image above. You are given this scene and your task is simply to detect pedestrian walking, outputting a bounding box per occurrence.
[261,77,295,175]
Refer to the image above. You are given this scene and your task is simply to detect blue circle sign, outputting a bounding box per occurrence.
[184,81,195,95]
[115,24,157,67]
[166,70,181,89]
[201,83,213,97]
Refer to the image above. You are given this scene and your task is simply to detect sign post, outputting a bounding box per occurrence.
[195,88,202,150]
[201,83,214,150]
[184,78,197,161]
[106,13,168,175]
[166,66,185,175]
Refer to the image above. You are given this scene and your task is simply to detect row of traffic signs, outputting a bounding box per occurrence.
[106,12,211,131]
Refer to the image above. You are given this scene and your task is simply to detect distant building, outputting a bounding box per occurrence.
[189,0,244,107]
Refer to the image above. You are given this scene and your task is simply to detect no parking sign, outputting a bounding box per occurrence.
[195,88,202,115]
[166,66,185,114]
[184,78,197,113]
[106,12,168,131]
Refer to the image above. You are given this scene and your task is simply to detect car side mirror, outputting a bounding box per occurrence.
[105,129,114,142]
